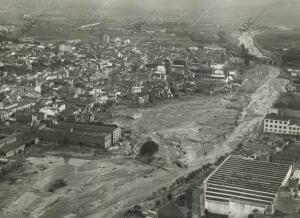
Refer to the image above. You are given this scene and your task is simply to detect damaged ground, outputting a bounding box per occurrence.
[0,65,287,218]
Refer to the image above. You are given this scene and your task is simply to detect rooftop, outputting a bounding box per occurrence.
[41,127,110,138]
[205,155,291,207]
[55,122,119,133]
[265,113,300,126]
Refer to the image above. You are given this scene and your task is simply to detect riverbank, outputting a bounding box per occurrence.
[238,31,266,58]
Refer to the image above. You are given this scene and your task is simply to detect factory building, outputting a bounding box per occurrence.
[204,155,292,218]
[39,122,121,149]
[39,127,111,149]
[56,122,121,146]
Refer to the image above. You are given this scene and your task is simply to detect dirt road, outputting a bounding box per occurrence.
[224,66,286,150]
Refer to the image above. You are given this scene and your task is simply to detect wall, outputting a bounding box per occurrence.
[228,201,265,218]
[282,165,293,186]
[205,199,229,215]
[39,129,111,149]
[0,135,17,149]
[284,108,300,119]
[264,118,300,135]
[112,127,121,145]
[5,144,25,157]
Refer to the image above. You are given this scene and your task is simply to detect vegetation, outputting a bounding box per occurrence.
[167,193,173,201]
[48,178,67,192]
[256,31,300,66]
[240,43,250,66]
[217,31,226,43]
[256,31,300,51]
[0,160,23,178]
[139,140,159,162]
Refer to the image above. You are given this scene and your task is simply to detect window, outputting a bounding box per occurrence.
[275,121,278,123]
[279,121,282,124]
[270,125,273,128]
[270,120,274,123]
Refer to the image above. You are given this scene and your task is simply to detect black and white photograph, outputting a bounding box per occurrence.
[0,0,300,217]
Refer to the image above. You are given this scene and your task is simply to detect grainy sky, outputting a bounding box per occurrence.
[1,0,299,26]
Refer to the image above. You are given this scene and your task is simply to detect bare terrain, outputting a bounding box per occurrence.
[0,64,286,218]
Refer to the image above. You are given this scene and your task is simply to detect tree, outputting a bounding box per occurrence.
[217,31,226,43]
[167,193,173,201]
[252,209,259,215]
[139,140,159,161]
[186,187,193,210]
[155,200,161,207]
[177,194,186,207]
[240,43,250,66]
[152,191,158,198]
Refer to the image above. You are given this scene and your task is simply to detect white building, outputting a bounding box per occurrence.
[263,114,300,136]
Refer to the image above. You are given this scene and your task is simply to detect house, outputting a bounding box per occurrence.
[0,141,26,157]
[14,112,38,126]
[229,57,244,64]
[0,132,37,157]
[132,86,142,94]
[0,111,11,120]
[0,133,18,148]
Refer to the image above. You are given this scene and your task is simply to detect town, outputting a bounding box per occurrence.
[1,0,300,218]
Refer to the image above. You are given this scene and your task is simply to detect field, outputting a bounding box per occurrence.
[256,30,300,51]
[0,65,286,218]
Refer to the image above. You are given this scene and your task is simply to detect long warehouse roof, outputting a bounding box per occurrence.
[205,155,291,207]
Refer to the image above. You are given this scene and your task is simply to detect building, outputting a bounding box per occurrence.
[102,34,110,43]
[14,112,38,126]
[58,122,121,145]
[0,132,37,157]
[171,58,186,75]
[271,142,300,165]
[39,127,111,149]
[204,155,292,218]
[39,121,121,149]
[263,113,300,136]
[229,57,244,65]
[0,133,18,148]
[0,141,26,157]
